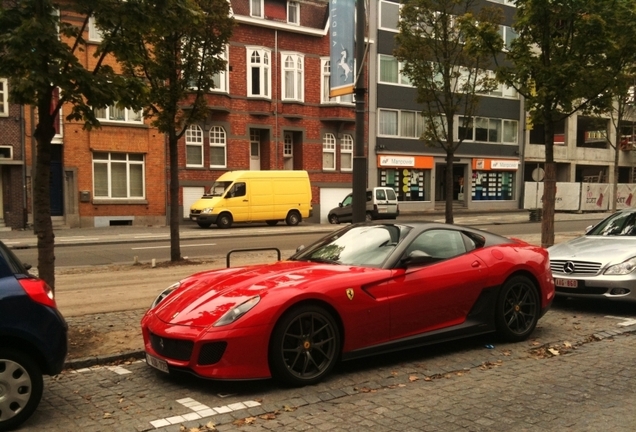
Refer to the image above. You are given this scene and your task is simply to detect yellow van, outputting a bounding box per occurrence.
[189,170,313,228]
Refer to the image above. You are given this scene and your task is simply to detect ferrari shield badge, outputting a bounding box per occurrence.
[346,288,354,300]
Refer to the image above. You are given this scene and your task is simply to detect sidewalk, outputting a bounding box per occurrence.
[0,209,611,248]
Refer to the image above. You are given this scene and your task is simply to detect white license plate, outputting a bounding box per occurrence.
[191,215,197,221]
[146,353,169,373]
[555,278,578,288]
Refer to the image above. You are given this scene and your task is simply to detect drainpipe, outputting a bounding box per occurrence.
[274,30,278,169]
[20,105,27,229]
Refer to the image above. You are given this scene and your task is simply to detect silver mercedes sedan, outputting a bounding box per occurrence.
[549,208,636,302]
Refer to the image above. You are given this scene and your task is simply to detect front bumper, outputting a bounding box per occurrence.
[189,213,218,224]
[141,312,272,380]
[552,274,636,302]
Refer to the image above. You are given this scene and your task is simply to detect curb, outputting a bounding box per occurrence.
[64,349,146,370]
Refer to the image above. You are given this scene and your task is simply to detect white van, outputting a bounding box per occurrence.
[189,170,312,228]
[327,187,399,224]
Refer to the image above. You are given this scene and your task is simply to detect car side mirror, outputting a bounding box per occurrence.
[23,263,32,271]
[585,224,594,233]
[401,250,435,267]
[296,245,305,252]
[339,203,344,208]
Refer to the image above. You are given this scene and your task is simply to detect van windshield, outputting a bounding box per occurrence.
[207,181,233,197]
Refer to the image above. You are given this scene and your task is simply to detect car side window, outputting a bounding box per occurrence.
[405,229,466,259]
[376,189,386,200]
[342,195,353,206]
[227,182,246,198]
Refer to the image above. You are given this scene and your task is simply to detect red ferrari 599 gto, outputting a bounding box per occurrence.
[142,222,554,386]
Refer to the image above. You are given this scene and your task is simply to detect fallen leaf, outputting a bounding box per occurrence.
[563,341,573,348]
[260,413,277,420]
[283,405,296,412]
[103,412,112,419]
[548,348,560,356]
[409,375,419,382]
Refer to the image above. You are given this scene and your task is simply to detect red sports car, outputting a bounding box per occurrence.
[142,222,554,386]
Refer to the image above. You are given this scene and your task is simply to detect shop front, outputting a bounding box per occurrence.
[470,158,519,208]
[376,154,435,212]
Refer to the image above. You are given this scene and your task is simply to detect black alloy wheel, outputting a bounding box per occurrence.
[495,275,540,342]
[269,305,340,386]
[328,214,339,224]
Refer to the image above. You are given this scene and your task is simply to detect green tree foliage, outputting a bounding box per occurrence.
[108,0,234,261]
[496,0,636,247]
[0,0,145,291]
[395,0,503,223]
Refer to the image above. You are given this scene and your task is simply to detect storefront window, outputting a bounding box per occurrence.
[471,171,515,201]
[379,168,432,201]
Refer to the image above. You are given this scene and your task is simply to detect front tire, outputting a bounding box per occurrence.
[0,348,44,431]
[216,213,233,229]
[269,305,340,386]
[495,275,540,342]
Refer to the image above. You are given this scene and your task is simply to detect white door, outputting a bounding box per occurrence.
[183,187,205,219]
[250,130,261,170]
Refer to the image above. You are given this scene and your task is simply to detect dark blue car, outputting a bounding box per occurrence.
[0,241,67,431]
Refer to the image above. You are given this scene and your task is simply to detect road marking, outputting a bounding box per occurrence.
[133,234,170,239]
[131,243,216,250]
[58,237,100,242]
[605,316,636,327]
[150,398,261,428]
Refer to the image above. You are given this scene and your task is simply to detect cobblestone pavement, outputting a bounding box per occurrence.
[14,299,636,432]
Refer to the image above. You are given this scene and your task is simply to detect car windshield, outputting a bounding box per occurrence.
[291,224,410,267]
[587,211,636,236]
[207,181,233,197]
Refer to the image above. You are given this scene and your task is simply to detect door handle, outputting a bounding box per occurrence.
[471,261,481,268]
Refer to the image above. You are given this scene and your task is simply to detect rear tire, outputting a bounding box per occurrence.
[328,214,339,224]
[365,212,373,222]
[216,213,233,229]
[0,348,44,431]
[269,305,340,386]
[495,275,540,342]
[286,211,301,226]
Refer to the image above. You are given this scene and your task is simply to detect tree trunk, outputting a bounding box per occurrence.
[612,131,620,213]
[33,95,57,291]
[168,130,182,262]
[445,151,454,224]
[540,115,556,248]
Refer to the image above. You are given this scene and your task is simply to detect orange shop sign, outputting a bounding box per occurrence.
[378,155,434,169]
[473,159,519,171]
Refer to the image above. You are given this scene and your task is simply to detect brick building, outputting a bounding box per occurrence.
[22,9,166,229]
[0,77,26,230]
[178,0,358,223]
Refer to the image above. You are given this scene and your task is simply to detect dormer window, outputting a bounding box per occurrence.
[288,1,299,25]
[251,0,263,18]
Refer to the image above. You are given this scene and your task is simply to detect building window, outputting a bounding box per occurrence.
[378,109,426,138]
[0,78,7,117]
[94,104,143,124]
[378,55,411,86]
[323,133,336,170]
[93,152,145,199]
[211,48,228,93]
[209,126,227,168]
[282,53,304,102]
[247,48,271,98]
[250,0,263,18]
[320,58,354,104]
[458,116,518,144]
[88,16,103,42]
[288,1,299,25]
[284,133,293,157]
[379,0,400,32]
[185,125,204,167]
[341,134,353,171]
[500,25,518,51]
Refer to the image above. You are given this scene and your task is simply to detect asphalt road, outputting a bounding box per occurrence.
[11,219,593,268]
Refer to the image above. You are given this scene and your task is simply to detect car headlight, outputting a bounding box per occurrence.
[151,282,180,309]
[604,257,636,275]
[201,207,213,214]
[214,296,260,327]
